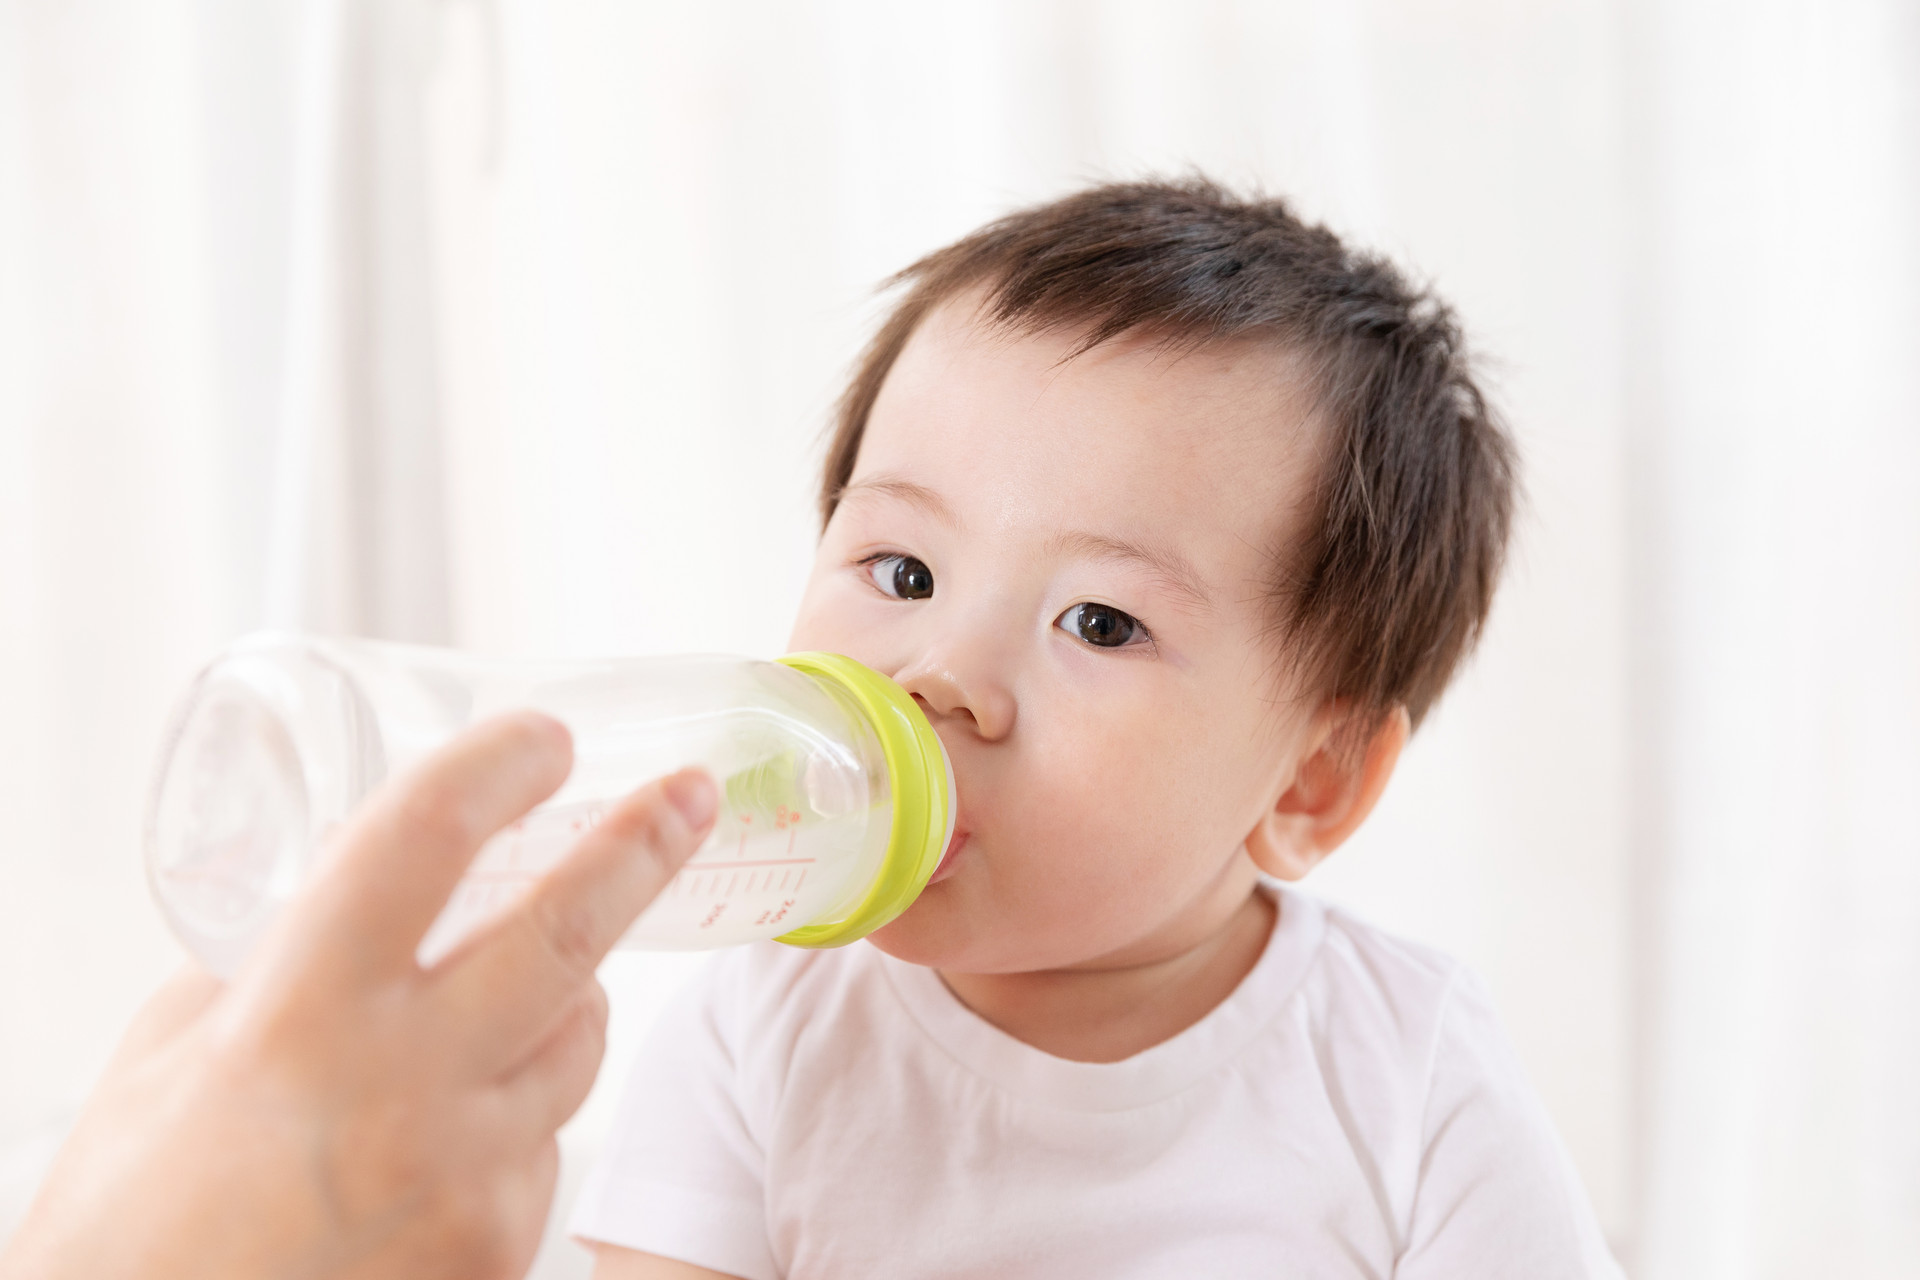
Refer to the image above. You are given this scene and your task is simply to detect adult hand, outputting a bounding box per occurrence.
[0,712,717,1280]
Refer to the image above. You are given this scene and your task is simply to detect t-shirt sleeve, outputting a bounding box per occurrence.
[1395,968,1625,1280]
[569,959,778,1280]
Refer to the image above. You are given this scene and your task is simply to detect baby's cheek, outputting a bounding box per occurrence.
[1013,756,1204,905]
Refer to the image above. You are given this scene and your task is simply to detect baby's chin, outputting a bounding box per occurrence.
[864,884,1004,971]
[864,880,1105,975]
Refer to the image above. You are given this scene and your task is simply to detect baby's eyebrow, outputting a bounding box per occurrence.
[835,474,960,528]
[1044,530,1213,613]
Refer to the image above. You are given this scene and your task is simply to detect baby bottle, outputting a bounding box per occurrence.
[145,632,953,976]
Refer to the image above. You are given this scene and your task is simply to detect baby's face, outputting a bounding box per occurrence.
[789,297,1326,974]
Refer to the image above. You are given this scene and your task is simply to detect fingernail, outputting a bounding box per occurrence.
[664,769,718,830]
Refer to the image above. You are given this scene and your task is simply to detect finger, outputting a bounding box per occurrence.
[110,965,224,1061]
[493,980,610,1142]
[430,767,716,1071]
[288,712,574,979]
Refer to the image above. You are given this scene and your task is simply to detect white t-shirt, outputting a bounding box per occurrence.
[572,886,1622,1279]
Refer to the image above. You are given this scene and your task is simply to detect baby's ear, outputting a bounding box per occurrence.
[1245,705,1410,880]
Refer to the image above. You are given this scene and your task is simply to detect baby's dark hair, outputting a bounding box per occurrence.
[820,178,1515,732]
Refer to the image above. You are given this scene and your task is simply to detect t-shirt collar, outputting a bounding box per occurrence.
[873,882,1329,1112]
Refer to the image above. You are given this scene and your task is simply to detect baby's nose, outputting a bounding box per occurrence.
[896,661,1014,742]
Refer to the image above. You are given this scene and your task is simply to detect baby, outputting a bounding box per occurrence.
[573,180,1621,1278]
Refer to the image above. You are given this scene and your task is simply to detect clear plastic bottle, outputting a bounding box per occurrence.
[146,633,953,976]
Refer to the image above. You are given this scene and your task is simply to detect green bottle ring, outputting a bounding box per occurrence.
[772,652,953,948]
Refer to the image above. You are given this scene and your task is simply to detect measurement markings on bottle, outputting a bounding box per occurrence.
[681,857,815,869]
[675,863,811,899]
[755,898,799,927]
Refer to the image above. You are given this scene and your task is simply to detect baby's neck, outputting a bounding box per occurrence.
[937,882,1276,1064]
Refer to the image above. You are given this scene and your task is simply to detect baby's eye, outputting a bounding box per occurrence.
[1056,602,1146,649]
[868,554,935,601]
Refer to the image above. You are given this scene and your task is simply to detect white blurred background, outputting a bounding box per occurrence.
[2,2,1916,1276]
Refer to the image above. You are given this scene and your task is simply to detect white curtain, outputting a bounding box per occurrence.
[1631,2,1920,1275]
[1,2,1914,1275]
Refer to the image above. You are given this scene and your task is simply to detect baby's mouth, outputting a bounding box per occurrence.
[929,828,969,884]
